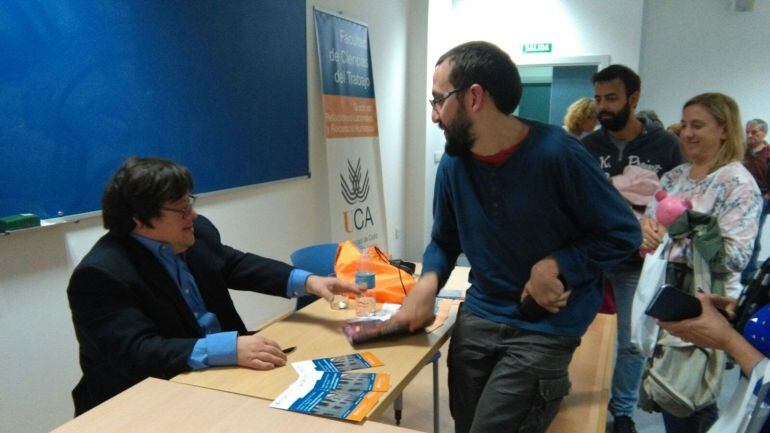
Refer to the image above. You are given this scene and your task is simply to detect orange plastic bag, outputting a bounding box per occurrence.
[334,240,415,304]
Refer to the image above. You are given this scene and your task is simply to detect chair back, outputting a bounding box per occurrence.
[289,243,338,276]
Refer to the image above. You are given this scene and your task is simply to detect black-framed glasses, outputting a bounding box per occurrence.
[161,194,197,218]
[429,86,468,110]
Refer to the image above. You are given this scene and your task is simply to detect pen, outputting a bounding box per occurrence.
[282,345,297,354]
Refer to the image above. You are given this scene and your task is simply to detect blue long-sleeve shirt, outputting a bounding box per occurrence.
[423,119,641,337]
[132,234,310,369]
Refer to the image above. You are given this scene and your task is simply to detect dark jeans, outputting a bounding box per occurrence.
[448,306,581,433]
[661,405,718,433]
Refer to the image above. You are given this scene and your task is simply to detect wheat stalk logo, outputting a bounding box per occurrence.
[340,158,370,205]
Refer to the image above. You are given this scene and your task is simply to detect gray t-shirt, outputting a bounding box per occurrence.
[610,135,628,158]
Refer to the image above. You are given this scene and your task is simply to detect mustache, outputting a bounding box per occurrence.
[599,111,615,118]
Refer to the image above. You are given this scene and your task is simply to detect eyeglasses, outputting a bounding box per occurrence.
[429,86,468,110]
[161,194,197,218]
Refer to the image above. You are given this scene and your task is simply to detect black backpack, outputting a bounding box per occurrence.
[734,256,770,333]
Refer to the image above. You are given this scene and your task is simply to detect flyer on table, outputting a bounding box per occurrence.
[293,351,384,376]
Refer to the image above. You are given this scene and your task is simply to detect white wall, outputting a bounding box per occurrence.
[405,0,646,260]
[640,0,770,127]
[0,1,416,432]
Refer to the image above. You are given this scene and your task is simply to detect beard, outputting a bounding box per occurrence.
[443,108,475,157]
[598,102,632,132]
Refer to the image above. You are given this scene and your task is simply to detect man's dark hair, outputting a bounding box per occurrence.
[436,41,522,115]
[592,64,641,97]
[102,157,193,237]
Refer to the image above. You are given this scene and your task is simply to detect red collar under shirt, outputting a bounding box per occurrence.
[471,128,531,167]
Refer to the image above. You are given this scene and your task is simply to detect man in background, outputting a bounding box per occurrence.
[742,118,769,283]
[394,41,640,433]
[582,64,683,433]
[67,157,357,414]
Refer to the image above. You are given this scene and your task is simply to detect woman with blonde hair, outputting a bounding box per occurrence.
[640,92,762,433]
[563,97,598,138]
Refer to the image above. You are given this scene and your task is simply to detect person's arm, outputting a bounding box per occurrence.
[394,160,460,331]
[540,144,641,295]
[395,272,441,331]
[659,292,764,376]
[303,274,359,301]
[710,170,762,275]
[188,329,293,371]
[191,216,294,297]
[198,217,358,301]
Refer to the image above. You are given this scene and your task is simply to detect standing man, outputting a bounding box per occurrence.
[742,118,770,283]
[67,157,358,415]
[582,64,683,433]
[394,41,640,433]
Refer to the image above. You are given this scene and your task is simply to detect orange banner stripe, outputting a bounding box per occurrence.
[323,95,379,138]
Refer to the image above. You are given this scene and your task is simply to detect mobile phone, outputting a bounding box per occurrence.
[645,284,702,321]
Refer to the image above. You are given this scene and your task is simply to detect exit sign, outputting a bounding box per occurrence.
[523,43,552,53]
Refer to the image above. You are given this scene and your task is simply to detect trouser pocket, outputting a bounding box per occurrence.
[518,375,571,433]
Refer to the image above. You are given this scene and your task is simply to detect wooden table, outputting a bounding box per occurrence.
[50,378,425,433]
[172,267,471,418]
[173,264,615,432]
[547,313,617,433]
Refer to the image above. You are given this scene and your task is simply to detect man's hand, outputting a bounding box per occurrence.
[521,256,569,314]
[236,334,287,370]
[304,275,360,302]
[392,273,439,332]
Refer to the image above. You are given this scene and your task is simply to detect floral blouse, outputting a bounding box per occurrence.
[644,161,762,298]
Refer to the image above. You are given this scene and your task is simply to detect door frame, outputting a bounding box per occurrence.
[518,54,611,70]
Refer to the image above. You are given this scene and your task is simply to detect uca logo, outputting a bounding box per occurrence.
[340,158,370,205]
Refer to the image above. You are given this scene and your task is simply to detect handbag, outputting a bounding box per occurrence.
[631,234,671,358]
[638,330,725,417]
[639,226,727,417]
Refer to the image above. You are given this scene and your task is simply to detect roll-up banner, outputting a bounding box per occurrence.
[313,8,388,250]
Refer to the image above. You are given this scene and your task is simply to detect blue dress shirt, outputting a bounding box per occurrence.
[131,233,310,369]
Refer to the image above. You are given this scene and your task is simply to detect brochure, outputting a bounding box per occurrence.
[271,386,381,422]
[292,351,383,376]
[279,370,389,393]
[271,359,391,421]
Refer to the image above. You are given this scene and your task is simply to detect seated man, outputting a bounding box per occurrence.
[68,157,357,414]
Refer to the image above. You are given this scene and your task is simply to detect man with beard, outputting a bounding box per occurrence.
[393,41,640,433]
[741,118,769,283]
[582,64,683,433]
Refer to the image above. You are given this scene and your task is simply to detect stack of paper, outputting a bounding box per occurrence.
[271,352,390,422]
